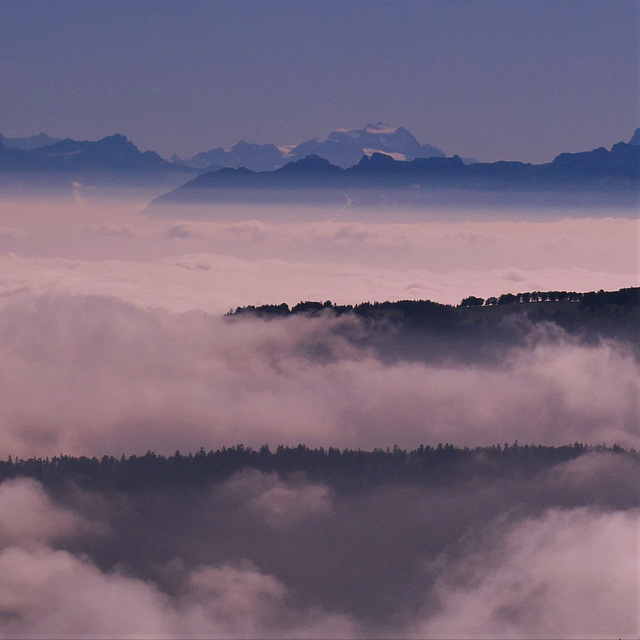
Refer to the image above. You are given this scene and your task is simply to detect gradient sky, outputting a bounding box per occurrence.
[0,0,637,162]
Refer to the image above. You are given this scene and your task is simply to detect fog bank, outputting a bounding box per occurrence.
[0,294,637,459]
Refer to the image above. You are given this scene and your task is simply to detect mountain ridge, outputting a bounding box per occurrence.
[171,123,456,172]
[152,137,640,209]
[0,133,198,187]
[2,127,638,197]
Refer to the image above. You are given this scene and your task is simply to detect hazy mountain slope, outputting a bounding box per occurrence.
[0,132,61,150]
[0,134,198,188]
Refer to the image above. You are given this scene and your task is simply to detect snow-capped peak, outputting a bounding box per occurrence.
[364,123,399,134]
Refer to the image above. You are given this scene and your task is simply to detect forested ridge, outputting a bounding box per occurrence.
[1,442,635,493]
[228,287,640,359]
[230,286,639,317]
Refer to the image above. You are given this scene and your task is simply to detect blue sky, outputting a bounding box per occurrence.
[0,0,637,162]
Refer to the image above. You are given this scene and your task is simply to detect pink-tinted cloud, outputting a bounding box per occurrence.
[0,198,636,312]
[417,508,639,639]
[0,294,636,459]
[0,478,84,547]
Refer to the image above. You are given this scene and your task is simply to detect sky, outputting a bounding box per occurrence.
[0,0,638,162]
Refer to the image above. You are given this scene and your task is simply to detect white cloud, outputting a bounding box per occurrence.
[0,478,85,548]
[418,508,639,639]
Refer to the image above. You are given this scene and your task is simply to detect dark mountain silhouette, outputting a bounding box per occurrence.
[153,138,640,208]
[231,287,639,319]
[0,134,198,187]
[172,123,453,172]
[628,128,640,146]
[546,142,640,180]
[0,132,61,150]
[0,140,34,172]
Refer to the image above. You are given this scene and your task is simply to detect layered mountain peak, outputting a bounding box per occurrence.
[173,139,283,171]
[34,134,160,165]
[332,123,402,136]
[174,124,448,171]
[322,123,438,162]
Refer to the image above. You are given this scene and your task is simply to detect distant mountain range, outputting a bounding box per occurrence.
[1,123,456,174]
[170,123,466,171]
[0,123,453,187]
[152,132,640,209]
[1,126,638,202]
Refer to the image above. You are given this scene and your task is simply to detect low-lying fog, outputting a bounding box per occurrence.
[0,189,637,638]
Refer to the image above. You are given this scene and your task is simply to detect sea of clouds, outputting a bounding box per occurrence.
[0,195,636,312]
[0,193,637,638]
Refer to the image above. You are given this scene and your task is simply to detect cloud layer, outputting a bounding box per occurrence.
[0,293,637,459]
[0,195,637,638]
[0,197,636,313]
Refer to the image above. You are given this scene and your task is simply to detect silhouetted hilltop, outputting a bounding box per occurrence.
[231,286,639,317]
[548,142,640,180]
[154,152,468,202]
[629,128,640,146]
